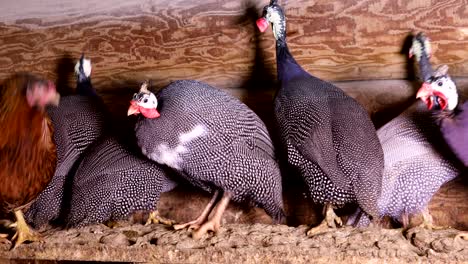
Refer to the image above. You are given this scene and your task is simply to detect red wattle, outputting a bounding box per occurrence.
[141,107,160,119]
[256,18,269,32]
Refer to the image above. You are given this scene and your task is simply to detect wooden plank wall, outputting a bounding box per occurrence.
[0,0,467,229]
[1,0,467,91]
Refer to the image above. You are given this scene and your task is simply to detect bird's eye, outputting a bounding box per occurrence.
[133,93,138,99]
[143,98,148,103]
[437,81,443,87]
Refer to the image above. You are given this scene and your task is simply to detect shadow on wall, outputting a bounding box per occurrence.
[370,33,422,129]
[54,54,77,96]
[236,0,278,117]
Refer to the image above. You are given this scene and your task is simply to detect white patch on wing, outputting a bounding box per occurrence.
[179,124,206,144]
[150,124,207,170]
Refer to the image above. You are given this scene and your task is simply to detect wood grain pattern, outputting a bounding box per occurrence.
[1,0,468,91]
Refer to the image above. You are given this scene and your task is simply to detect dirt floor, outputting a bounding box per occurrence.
[0,222,467,263]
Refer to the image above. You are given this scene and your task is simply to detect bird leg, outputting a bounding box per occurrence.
[307,204,343,237]
[418,208,446,230]
[191,192,232,240]
[145,210,175,226]
[173,190,220,231]
[10,210,42,249]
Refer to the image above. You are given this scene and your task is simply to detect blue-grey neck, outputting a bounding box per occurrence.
[276,41,308,85]
[418,52,433,82]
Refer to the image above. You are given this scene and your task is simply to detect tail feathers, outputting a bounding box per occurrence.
[75,54,97,97]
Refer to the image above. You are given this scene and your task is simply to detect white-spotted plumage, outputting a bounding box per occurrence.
[376,101,461,223]
[260,1,384,225]
[66,137,176,227]
[133,80,285,222]
[26,57,106,228]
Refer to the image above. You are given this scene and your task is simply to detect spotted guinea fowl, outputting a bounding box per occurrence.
[25,56,107,228]
[65,136,177,227]
[128,80,285,239]
[414,39,467,240]
[257,0,384,235]
[352,32,463,228]
[0,73,60,248]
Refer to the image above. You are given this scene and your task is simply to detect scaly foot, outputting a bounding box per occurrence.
[307,204,342,237]
[173,190,220,231]
[192,219,220,240]
[11,210,42,249]
[145,211,175,226]
[173,219,203,231]
[191,192,231,240]
[418,209,447,230]
[0,234,10,245]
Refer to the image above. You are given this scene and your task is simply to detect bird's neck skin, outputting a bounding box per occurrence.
[275,35,307,85]
[271,12,308,85]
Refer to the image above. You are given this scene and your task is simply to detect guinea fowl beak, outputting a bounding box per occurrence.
[408,47,413,59]
[127,101,140,116]
[416,82,434,109]
[256,17,269,32]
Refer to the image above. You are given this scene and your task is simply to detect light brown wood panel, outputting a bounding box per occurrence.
[1,0,468,92]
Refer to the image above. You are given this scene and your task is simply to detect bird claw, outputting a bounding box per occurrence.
[173,220,202,231]
[11,226,42,249]
[306,221,331,237]
[0,220,14,229]
[307,204,342,237]
[145,211,175,227]
[333,216,343,227]
[418,211,447,230]
[9,210,42,249]
[454,233,468,241]
[417,222,447,230]
[191,220,219,240]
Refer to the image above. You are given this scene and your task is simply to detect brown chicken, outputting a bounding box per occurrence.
[0,73,60,248]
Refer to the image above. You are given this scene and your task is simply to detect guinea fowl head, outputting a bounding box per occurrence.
[416,65,459,111]
[74,54,92,82]
[127,81,160,119]
[256,0,286,42]
[409,32,432,61]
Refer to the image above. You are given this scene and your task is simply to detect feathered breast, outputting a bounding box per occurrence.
[0,99,57,212]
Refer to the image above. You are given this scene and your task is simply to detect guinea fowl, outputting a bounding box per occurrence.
[416,64,467,167]
[354,33,463,228]
[257,0,384,235]
[128,80,285,239]
[0,73,60,248]
[66,137,177,227]
[25,56,107,228]
[414,37,467,240]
